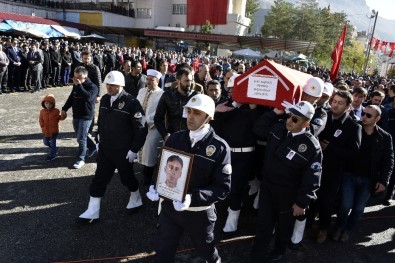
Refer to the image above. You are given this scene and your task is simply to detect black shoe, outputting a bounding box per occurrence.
[288,241,303,250]
[46,155,57,162]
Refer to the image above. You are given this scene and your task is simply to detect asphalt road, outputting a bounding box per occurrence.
[0,86,394,263]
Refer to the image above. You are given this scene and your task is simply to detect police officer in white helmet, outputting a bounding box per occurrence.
[78,70,148,223]
[147,94,231,263]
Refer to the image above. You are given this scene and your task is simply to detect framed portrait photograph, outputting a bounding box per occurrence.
[155,147,194,202]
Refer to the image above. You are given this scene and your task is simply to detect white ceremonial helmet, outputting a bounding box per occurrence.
[184,94,216,120]
[103,71,125,87]
[227,73,240,88]
[303,77,324,97]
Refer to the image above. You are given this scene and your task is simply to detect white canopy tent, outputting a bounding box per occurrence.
[232,48,262,58]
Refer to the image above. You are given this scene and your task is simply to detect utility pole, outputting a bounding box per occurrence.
[363,10,378,75]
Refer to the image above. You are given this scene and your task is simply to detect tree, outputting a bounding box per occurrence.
[246,0,260,33]
[261,0,295,39]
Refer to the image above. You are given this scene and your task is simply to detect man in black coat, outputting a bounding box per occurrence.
[154,67,198,141]
[41,41,52,89]
[6,38,22,92]
[50,40,62,87]
[127,60,146,97]
[333,105,393,242]
[314,90,362,243]
[61,66,99,169]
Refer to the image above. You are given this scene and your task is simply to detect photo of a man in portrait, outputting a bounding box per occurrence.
[155,148,193,202]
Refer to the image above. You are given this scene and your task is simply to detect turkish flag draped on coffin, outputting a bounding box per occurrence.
[231,59,312,110]
[187,0,228,25]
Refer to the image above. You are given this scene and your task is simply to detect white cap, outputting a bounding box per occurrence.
[303,77,324,97]
[323,82,334,96]
[147,69,162,79]
[103,71,125,86]
[289,101,315,120]
[227,73,240,88]
[184,94,215,119]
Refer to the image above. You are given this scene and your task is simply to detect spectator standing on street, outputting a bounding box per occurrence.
[0,43,9,94]
[60,46,72,86]
[61,66,99,169]
[39,94,66,161]
[128,60,146,97]
[78,70,147,223]
[28,41,44,93]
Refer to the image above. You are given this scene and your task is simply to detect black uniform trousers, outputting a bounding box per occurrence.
[89,147,139,197]
[229,151,255,210]
[155,201,219,263]
[251,183,297,262]
[315,168,343,230]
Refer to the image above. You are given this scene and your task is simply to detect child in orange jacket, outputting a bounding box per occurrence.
[39,94,66,161]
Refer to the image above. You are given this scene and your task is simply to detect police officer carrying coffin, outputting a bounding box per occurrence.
[251,101,322,262]
[78,71,148,223]
[146,94,232,263]
[287,76,326,249]
[212,74,258,233]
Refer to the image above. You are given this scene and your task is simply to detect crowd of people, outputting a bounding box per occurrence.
[6,34,395,262]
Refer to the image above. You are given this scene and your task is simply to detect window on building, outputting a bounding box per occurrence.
[137,8,152,18]
[172,4,187,15]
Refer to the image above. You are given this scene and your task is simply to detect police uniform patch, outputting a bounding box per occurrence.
[298,144,307,153]
[222,164,232,174]
[191,98,197,103]
[206,145,216,156]
[313,118,323,126]
[134,112,142,118]
[118,101,125,109]
[311,162,321,171]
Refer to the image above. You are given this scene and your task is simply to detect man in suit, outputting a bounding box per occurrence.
[0,43,10,94]
[6,38,22,92]
[27,41,44,93]
[50,40,62,87]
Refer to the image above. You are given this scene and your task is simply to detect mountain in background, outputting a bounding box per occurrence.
[255,0,395,42]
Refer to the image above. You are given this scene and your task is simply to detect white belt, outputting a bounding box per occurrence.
[187,205,212,212]
[256,140,267,146]
[231,146,255,153]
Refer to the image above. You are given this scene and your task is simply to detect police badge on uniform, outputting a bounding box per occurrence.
[298,144,307,153]
[134,112,142,118]
[206,145,216,156]
[118,101,125,109]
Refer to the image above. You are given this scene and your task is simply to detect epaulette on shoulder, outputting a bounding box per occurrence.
[306,133,321,150]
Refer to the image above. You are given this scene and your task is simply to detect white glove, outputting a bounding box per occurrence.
[96,143,99,151]
[173,194,191,211]
[146,185,160,201]
[281,99,296,113]
[125,150,137,163]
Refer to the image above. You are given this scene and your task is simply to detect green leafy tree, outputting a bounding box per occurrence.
[260,0,355,68]
[246,0,260,33]
[261,0,295,39]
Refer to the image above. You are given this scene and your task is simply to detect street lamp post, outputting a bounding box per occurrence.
[363,10,378,75]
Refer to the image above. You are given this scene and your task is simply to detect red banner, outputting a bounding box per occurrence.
[330,24,347,82]
[187,0,228,25]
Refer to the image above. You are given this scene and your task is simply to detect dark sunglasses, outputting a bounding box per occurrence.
[362,112,374,118]
[285,113,300,123]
